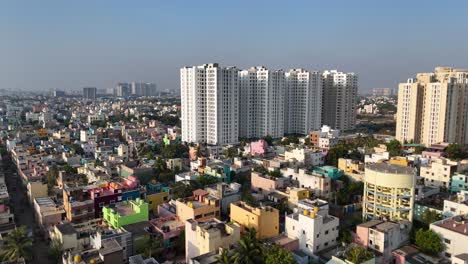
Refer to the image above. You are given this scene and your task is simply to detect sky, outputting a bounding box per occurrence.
[1,1,468,92]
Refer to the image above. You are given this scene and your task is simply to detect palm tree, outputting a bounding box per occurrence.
[216,248,235,264]
[232,229,264,264]
[0,226,33,262]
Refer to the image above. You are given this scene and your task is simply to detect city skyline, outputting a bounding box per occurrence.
[2,1,468,92]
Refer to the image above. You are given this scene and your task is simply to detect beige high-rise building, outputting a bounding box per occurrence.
[396,67,468,146]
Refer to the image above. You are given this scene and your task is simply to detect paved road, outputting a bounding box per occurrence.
[2,158,54,264]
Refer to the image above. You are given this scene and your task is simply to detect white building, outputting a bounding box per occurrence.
[430,215,468,261]
[420,158,458,188]
[281,167,331,197]
[284,69,322,135]
[321,70,358,130]
[239,66,285,139]
[443,191,468,217]
[181,63,239,145]
[284,147,324,166]
[285,204,339,255]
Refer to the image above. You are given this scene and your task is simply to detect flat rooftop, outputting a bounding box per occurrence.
[366,163,414,175]
[433,215,468,236]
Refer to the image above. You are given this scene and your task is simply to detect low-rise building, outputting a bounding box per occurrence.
[285,204,339,255]
[451,173,468,193]
[102,198,149,228]
[443,191,468,217]
[230,201,279,239]
[145,181,170,213]
[338,158,364,174]
[185,218,240,262]
[251,171,288,196]
[176,190,220,222]
[430,215,468,261]
[355,220,411,259]
[281,167,331,198]
[33,197,64,233]
[420,158,458,188]
[205,182,241,215]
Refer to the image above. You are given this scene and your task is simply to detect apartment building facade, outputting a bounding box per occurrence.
[396,67,468,146]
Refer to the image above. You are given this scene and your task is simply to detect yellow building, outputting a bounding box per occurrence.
[230,201,279,239]
[52,129,71,143]
[338,158,364,173]
[185,218,240,262]
[27,181,48,204]
[388,157,411,167]
[271,187,310,209]
[145,181,170,213]
[363,163,416,222]
[396,67,468,146]
[37,128,49,138]
[176,189,220,223]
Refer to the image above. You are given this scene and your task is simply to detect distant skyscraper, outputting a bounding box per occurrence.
[115,83,131,97]
[181,63,239,145]
[130,82,157,97]
[396,67,468,146]
[83,87,97,100]
[372,88,393,97]
[321,70,358,130]
[239,66,285,139]
[285,69,322,135]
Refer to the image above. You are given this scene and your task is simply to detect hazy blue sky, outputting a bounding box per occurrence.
[1,1,468,92]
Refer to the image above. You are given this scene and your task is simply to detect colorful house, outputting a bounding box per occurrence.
[450,173,468,192]
[146,180,170,213]
[102,198,149,228]
[312,166,343,180]
[230,201,279,239]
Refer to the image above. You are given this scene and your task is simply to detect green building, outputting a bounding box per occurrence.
[450,173,468,193]
[103,198,149,228]
[312,166,343,180]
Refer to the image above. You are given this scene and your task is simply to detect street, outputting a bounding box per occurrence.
[2,158,55,264]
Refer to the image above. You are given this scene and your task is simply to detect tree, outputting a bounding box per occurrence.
[264,245,295,264]
[415,229,444,256]
[386,139,402,157]
[345,245,374,264]
[338,229,352,244]
[232,229,264,264]
[421,209,442,226]
[268,169,282,178]
[263,135,273,145]
[197,174,219,187]
[224,147,238,159]
[46,165,59,194]
[446,143,466,160]
[326,144,350,167]
[216,248,235,264]
[0,226,33,262]
[138,236,163,259]
[48,238,63,262]
[171,181,199,199]
[62,164,77,174]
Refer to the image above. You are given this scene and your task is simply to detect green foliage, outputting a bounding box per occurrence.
[345,245,374,264]
[62,164,77,174]
[0,226,33,261]
[386,139,402,157]
[224,147,238,159]
[415,229,444,256]
[268,169,282,178]
[421,209,442,226]
[216,248,235,264]
[46,165,59,193]
[231,229,264,264]
[446,143,466,160]
[138,236,164,259]
[91,120,107,128]
[335,176,363,205]
[264,245,295,264]
[48,238,63,262]
[0,145,8,156]
[280,135,299,146]
[326,143,350,167]
[263,135,274,145]
[161,143,188,159]
[197,174,220,187]
[170,181,200,199]
[338,229,352,244]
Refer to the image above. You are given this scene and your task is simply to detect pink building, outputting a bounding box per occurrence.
[251,171,287,195]
[150,215,184,248]
[250,140,268,156]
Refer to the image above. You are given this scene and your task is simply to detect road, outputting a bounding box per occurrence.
[2,158,54,264]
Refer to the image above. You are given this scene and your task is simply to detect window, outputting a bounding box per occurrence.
[444,238,451,244]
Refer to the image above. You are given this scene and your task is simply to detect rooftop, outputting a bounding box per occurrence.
[433,215,468,236]
[366,163,415,175]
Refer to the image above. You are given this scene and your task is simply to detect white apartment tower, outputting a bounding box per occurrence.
[321,70,358,130]
[181,63,239,145]
[396,67,468,146]
[239,66,285,138]
[285,69,322,134]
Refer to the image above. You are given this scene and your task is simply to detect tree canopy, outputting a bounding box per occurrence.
[415,229,444,256]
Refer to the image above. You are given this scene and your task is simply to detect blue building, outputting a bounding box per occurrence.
[450,173,468,193]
